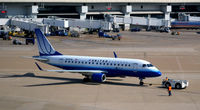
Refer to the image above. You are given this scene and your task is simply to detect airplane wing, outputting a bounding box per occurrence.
[35,62,106,75]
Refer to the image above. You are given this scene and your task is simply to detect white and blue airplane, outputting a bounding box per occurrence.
[33,28,161,85]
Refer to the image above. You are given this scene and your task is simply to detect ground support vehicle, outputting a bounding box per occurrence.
[162,78,189,89]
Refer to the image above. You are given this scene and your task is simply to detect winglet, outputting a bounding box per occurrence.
[113,51,117,58]
[35,62,43,71]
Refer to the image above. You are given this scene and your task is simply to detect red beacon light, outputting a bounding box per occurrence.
[106,6,112,10]
[180,6,185,10]
[1,11,7,13]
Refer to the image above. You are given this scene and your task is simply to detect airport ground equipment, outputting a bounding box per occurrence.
[1,31,10,40]
[9,31,26,37]
[111,34,121,40]
[158,27,170,33]
[0,30,7,38]
[70,30,79,37]
[25,38,35,45]
[171,21,200,29]
[131,28,141,32]
[98,31,121,40]
[98,31,105,37]
[13,39,22,45]
[113,28,119,32]
[162,78,189,89]
[171,31,180,35]
[2,35,11,40]
[50,30,68,36]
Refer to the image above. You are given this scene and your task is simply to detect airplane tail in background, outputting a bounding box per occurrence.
[35,28,62,56]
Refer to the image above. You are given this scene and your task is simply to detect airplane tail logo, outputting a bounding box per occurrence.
[35,28,62,56]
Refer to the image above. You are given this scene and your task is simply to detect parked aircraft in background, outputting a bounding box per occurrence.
[33,28,161,85]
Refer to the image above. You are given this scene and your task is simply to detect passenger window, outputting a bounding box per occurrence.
[121,64,123,66]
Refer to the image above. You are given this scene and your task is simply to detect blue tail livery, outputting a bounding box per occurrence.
[35,28,62,56]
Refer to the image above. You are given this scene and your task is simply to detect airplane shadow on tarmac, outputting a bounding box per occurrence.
[0,73,144,87]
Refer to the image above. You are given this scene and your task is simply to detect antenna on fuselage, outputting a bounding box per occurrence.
[113,51,117,58]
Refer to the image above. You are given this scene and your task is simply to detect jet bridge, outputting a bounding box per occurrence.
[68,19,112,30]
[10,18,48,33]
[113,15,170,27]
[0,15,171,34]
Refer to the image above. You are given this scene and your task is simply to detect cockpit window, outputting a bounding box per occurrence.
[143,64,154,67]
[142,64,147,67]
[147,64,154,67]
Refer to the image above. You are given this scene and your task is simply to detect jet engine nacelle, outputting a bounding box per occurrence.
[91,73,106,82]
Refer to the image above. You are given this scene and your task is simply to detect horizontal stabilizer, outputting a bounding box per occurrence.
[32,56,48,61]
[35,62,43,71]
[22,56,48,61]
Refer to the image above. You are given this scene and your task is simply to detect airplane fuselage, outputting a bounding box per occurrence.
[34,28,162,85]
[39,55,161,78]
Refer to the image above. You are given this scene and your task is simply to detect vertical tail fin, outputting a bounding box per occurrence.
[35,28,62,56]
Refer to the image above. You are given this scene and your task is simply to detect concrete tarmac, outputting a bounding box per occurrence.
[0,30,200,110]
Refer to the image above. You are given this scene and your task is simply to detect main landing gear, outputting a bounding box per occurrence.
[83,76,91,82]
[139,78,145,86]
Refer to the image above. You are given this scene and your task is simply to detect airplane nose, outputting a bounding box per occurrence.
[156,71,162,76]
[153,67,162,77]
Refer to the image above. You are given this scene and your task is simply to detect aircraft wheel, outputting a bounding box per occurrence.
[83,77,90,82]
[140,81,144,86]
[139,78,144,86]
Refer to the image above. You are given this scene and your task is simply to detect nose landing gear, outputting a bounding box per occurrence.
[139,78,145,86]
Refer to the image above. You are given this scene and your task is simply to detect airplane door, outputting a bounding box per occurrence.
[132,63,138,72]
[58,58,64,64]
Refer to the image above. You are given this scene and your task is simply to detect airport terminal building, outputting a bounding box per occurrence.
[0,0,200,31]
[0,0,200,20]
